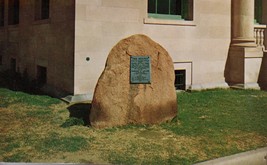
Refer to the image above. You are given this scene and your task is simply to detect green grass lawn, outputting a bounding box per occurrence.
[0,88,266,164]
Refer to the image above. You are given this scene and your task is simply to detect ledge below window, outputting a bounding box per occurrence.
[144,17,196,26]
[33,19,51,25]
[7,24,19,29]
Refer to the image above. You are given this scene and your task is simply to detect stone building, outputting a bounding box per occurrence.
[0,0,266,100]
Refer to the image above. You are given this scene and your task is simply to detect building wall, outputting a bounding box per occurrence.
[0,0,75,94]
[74,0,231,95]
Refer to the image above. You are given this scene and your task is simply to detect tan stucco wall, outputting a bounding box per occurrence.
[0,0,75,94]
[74,0,231,95]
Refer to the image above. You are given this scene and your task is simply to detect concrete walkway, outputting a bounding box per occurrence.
[1,147,267,165]
[195,147,267,165]
[0,164,89,165]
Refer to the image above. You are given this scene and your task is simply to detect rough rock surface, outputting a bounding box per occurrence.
[90,34,177,128]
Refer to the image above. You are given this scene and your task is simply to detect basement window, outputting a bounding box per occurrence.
[0,0,4,26]
[175,70,186,90]
[37,65,47,85]
[8,0,19,25]
[35,0,50,20]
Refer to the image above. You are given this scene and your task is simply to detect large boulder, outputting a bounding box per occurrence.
[90,34,177,128]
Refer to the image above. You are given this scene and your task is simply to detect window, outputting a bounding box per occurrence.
[35,0,50,20]
[8,0,19,25]
[148,0,193,20]
[37,65,47,85]
[175,70,186,90]
[0,0,4,26]
[255,0,262,24]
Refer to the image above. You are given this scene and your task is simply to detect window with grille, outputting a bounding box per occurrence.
[148,0,193,20]
[175,70,186,90]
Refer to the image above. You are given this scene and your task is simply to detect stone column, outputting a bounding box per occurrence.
[231,0,256,47]
[226,0,264,89]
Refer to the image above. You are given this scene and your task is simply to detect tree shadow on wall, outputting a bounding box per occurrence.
[61,103,91,127]
[224,47,244,86]
[258,52,267,90]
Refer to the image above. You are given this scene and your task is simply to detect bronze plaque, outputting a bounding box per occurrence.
[130,56,151,84]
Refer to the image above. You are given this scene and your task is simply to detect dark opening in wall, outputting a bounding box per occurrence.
[41,0,49,19]
[0,55,2,65]
[175,70,186,90]
[35,0,49,20]
[8,0,19,25]
[37,65,47,85]
[10,58,16,72]
[0,0,4,26]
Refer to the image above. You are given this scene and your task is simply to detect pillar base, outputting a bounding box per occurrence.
[231,38,257,47]
[225,47,263,88]
[230,83,260,90]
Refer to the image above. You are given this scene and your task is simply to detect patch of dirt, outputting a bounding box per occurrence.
[226,131,267,150]
[85,126,206,162]
[0,107,21,134]
[26,125,208,163]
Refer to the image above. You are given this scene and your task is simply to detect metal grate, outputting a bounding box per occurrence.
[175,70,186,90]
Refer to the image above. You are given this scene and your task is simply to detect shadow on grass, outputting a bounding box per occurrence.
[0,69,56,96]
[66,103,92,126]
